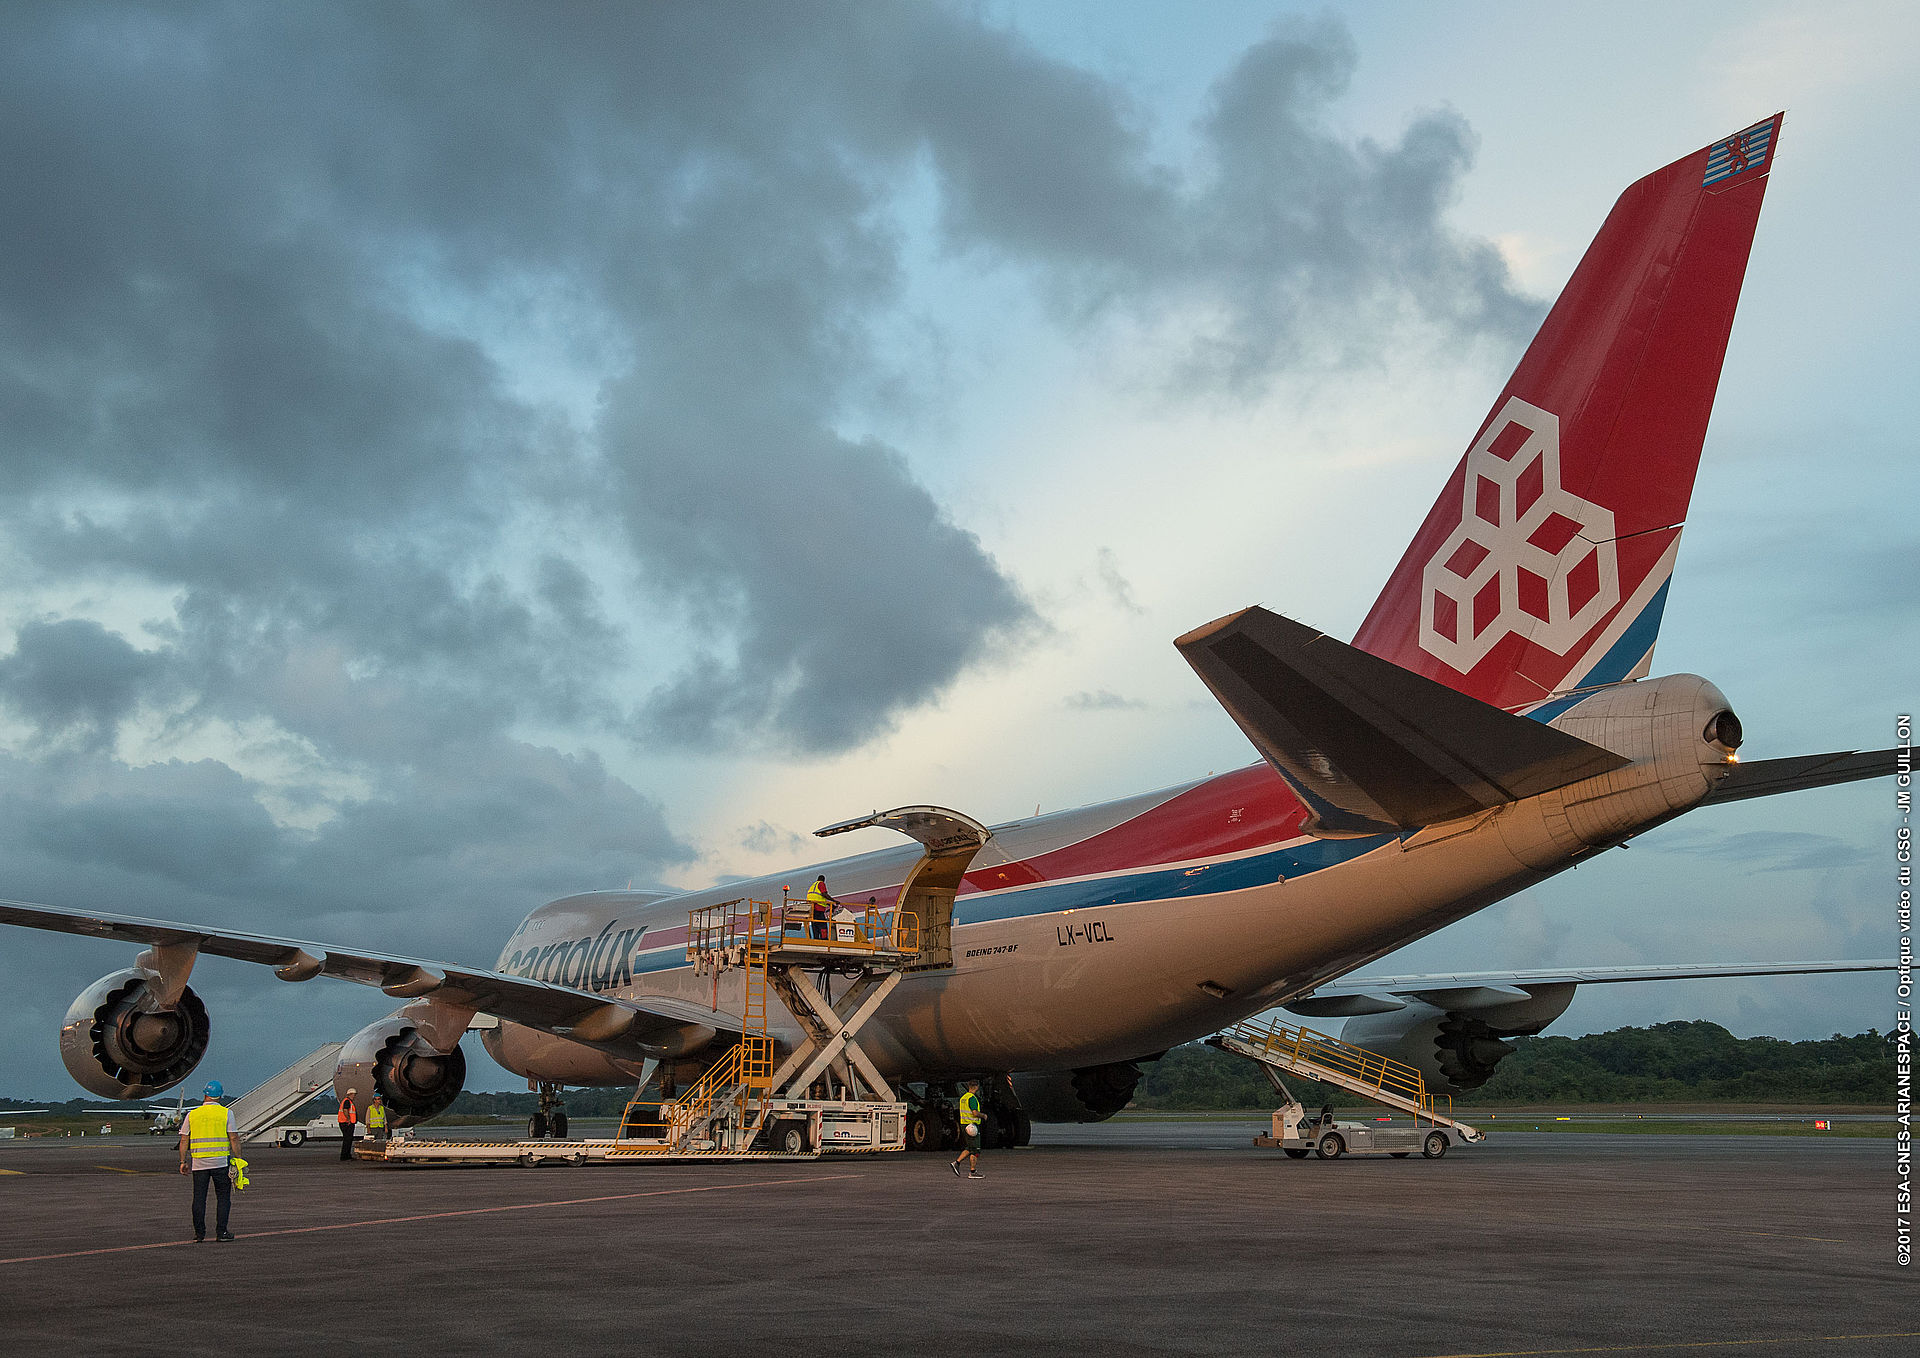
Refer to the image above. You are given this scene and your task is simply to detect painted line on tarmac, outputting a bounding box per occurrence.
[1417,1333,1920,1357]
[0,1172,862,1266]
[1668,1223,1845,1244]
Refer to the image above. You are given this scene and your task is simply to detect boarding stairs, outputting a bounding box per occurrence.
[229,1042,345,1144]
[1209,1017,1483,1141]
[614,895,912,1156]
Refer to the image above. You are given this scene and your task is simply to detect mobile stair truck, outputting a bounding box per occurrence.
[1208,1018,1483,1161]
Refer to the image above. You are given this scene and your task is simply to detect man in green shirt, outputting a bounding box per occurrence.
[950,1079,984,1179]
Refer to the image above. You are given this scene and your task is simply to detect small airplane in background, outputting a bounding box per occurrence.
[0,110,1897,1146]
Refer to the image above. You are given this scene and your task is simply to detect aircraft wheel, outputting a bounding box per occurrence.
[529,1112,548,1140]
[551,1111,569,1140]
[1283,1148,1309,1159]
[1013,1109,1032,1147]
[1422,1132,1449,1160]
[1315,1133,1344,1160]
[905,1108,942,1152]
[284,1130,306,1148]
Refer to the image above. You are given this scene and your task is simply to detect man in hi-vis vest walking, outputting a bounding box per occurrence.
[177,1080,242,1242]
[950,1078,984,1179]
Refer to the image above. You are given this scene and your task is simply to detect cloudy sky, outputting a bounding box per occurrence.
[1,1,1911,1098]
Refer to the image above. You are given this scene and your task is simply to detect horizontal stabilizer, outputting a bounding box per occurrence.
[1700,749,1903,805]
[1177,606,1630,834]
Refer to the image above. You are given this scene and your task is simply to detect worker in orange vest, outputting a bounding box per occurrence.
[337,1087,359,1161]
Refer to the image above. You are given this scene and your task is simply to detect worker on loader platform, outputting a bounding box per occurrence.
[806,875,838,941]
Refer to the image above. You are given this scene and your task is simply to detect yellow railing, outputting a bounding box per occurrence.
[1225,1016,1445,1122]
[688,896,921,959]
[660,1041,746,1146]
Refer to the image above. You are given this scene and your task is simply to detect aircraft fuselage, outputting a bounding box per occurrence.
[482,673,1738,1087]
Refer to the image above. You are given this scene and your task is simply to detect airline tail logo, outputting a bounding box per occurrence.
[1418,398,1620,674]
[1703,119,1775,187]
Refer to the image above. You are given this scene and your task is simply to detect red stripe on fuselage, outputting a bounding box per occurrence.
[961,764,1306,893]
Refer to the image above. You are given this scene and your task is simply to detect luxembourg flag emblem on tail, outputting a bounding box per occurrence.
[1703,120,1775,186]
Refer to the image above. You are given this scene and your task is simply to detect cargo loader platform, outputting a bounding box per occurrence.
[368,892,918,1166]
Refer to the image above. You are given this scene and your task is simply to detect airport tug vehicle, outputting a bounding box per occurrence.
[369,894,916,1165]
[1209,1018,1482,1161]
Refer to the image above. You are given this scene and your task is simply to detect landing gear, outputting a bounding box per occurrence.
[906,1107,943,1152]
[907,1077,1031,1151]
[983,1076,1030,1148]
[532,1082,568,1140]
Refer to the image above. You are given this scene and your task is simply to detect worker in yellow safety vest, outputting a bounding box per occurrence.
[366,1093,388,1145]
[950,1078,984,1179]
[177,1080,242,1242]
[806,875,838,941]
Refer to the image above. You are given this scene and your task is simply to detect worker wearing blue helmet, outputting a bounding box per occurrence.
[177,1079,241,1242]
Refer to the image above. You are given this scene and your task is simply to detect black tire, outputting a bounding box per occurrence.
[1422,1132,1449,1160]
[1283,1147,1310,1159]
[283,1130,306,1148]
[981,1106,1009,1150]
[776,1121,807,1154]
[529,1112,548,1140]
[906,1108,941,1152]
[551,1111,569,1140]
[1013,1109,1032,1147]
[1315,1133,1344,1160]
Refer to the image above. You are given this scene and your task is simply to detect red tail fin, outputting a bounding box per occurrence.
[1353,114,1784,710]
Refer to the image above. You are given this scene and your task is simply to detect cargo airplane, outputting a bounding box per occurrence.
[1,112,1897,1148]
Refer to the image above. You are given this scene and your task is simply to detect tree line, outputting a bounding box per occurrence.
[1130,1021,1896,1109]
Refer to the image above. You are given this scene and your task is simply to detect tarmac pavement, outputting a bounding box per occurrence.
[0,1124,1909,1356]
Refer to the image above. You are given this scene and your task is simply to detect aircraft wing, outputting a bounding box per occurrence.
[0,898,727,1053]
[1176,605,1629,835]
[1285,959,1895,1017]
[1699,749,1903,804]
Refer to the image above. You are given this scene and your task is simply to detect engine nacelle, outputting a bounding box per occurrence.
[60,969,212,1099]
[335,1018,467,1126]
[1013,1060,1142,1123]
[1339,984,1576,1095]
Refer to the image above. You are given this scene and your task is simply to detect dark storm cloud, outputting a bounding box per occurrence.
[0,1,1530,758]
[0,3,1539,1093]
[0,619,170,748]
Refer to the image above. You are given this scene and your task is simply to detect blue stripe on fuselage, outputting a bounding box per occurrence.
[624,832,1397,974]
[1524,578,1672,725]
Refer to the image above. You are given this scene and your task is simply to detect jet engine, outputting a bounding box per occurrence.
[334,1018,466,1126]
[1013,1059,1143,1123]
[60,968,212,1099]
[1337,984,1577,1095]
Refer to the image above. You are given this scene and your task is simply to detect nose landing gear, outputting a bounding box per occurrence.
[528,1082,569,1140]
